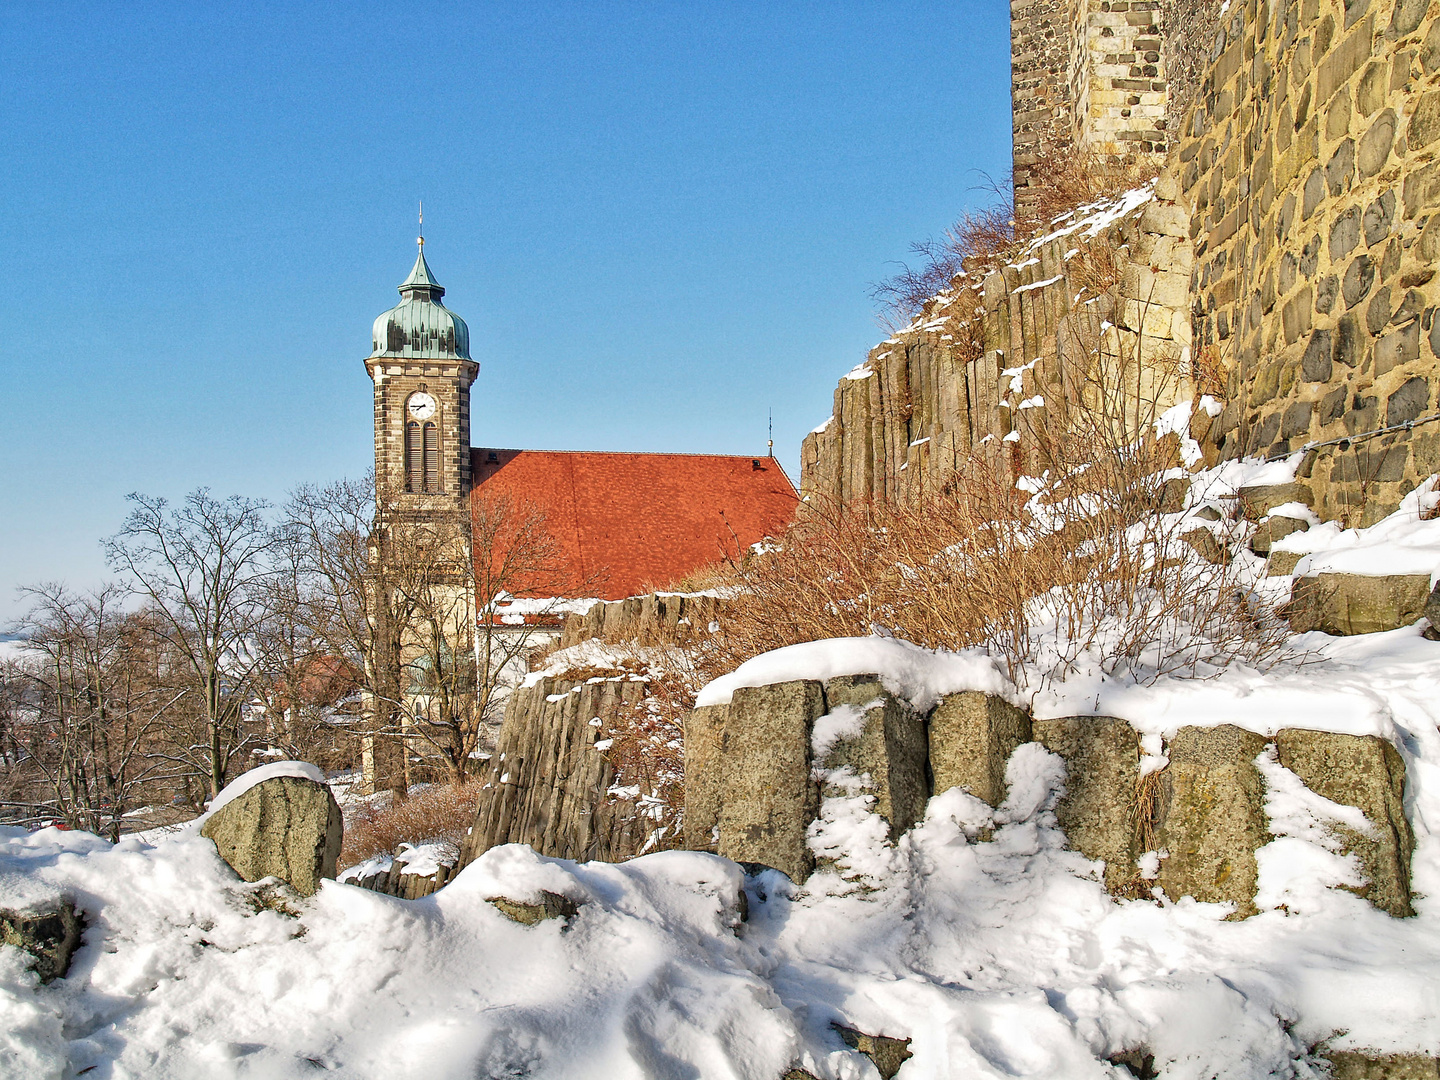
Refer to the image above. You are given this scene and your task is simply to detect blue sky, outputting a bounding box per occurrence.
[0,2,1012,620]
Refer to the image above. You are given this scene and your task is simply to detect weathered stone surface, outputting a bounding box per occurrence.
[683,703,731,851]
[1322,1050,1440,1078]
[715,680,825,882]
[1033,717,1141,892]
[1182,527,1229,563]
[832,1023,913,1080]
[201,775,342,898]
[1288,573,1432,634]
[487,891,580,926]
[1275,730,1413,916]
[1267,550,1306,576]
[461,675,651,869]
[1238,483,1313,521]
[1251,514,1311,555]
[929,692,1032,807]
[1156,725,1269,918]
[820,675,930,837]
[0,899,84,983]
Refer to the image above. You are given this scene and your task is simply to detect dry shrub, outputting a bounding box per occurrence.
[339,782,481,870]
[708,422,1288,692]
[872,151,1161,329]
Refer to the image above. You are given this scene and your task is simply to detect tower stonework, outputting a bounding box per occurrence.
[1012,0,1198,218]
[365,247,478,524]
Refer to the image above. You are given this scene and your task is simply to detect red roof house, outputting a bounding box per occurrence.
[471,449,798,600]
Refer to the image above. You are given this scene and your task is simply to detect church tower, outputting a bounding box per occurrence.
[365,236,478,521]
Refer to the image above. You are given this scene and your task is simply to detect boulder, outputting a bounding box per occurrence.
[713,680,825,883]
[1156,726,1269,918]
[0,899,84,983]
[1249,514,1310,555]
[831,1023,913,1080]
[1033,717,1143,893]
[1266,550,1305,576]
[487,891,580,925]
[929,691,1032,806]
[201,774,343,897]
[1182,527,1229,564]
[818,675,930,837]
[1275,730,1414,916]
[1288,573,1431,635]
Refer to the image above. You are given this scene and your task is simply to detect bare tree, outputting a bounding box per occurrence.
[5,584,176,838]
[103,490,280,798]
[279,479,574,788]
[278,476,412,795]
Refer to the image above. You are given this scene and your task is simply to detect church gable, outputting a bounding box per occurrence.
[471,449,798,600]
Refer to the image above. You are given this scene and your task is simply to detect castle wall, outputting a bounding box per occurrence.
[1182,0,1440,525]
[822,0,1440,527]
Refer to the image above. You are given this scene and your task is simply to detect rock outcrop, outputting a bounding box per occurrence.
[459,674,651,869]
[201,775,343,898]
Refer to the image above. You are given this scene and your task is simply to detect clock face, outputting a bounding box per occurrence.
[407,392,437,421]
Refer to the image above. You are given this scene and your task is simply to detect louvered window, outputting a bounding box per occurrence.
[404,422,422,492]
[423,422,440,492]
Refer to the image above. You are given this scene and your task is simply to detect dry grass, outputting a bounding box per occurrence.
[339,782,482,870]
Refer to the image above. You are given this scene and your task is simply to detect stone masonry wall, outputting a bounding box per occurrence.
[1015,0,1079,218]
[822,0,1440,526]
[1181,0,1440,525]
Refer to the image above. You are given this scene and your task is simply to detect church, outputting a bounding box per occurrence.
[364,237,800,605]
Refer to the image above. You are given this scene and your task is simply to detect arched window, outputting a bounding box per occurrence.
[405,421,422,492]
[423,423,440,492]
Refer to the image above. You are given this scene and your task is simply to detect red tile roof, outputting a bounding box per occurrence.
[471,449,798,600]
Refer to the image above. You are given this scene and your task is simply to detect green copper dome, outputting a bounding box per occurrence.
[370,249,471,360]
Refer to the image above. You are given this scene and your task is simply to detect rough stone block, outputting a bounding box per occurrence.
[820,675,930,837]
[715,680,825,882]
[1275,730,1413,916]
[1288,573,1432,634]
[1387,375,1431,426]
[929,692,1031,807]
[1033,717,1141,892]
[1251,514,1311,555]
[1238,483,1314,521]
[1322,1051,1440,1078]
[1156,725,1270,918]
[682,703,731,851]
[0,899,84,983]
[202,775,343,897]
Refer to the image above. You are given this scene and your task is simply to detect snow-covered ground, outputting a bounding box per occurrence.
[7,459,1440,1078]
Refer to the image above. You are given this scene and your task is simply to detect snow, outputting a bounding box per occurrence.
[843,363,874,381]
[696,637,1016,710]
[1282,480,1440,579]
[204,761,326,816]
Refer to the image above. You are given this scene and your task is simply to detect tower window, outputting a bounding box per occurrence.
[405,421,421,492]
[423,422,440,492]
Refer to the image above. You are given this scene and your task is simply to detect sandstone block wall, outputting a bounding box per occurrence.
[1181,0,1440,524]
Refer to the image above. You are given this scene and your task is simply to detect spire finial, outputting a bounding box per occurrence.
[417,201,425,253]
